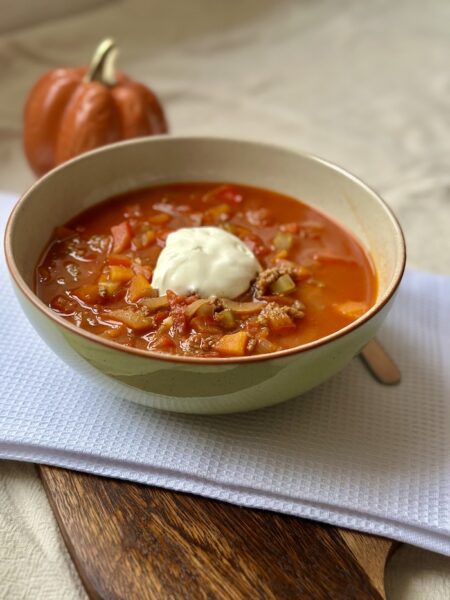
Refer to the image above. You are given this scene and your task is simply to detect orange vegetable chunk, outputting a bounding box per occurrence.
[214,331,248,356]
[108,254,132,267]
[73,284,100,305]
[333,301,368,320]
[108,265,134,283]
[128,274,153,303]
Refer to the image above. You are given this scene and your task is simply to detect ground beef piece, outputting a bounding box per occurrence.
[181,332,219,355]
[246,337,257,353]
[253,265,299,298]
[257,300,305,326]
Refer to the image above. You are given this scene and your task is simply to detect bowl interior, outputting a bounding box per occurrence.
[8,136,404,313]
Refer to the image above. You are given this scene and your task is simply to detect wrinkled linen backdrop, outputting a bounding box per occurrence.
[1,1,449,598]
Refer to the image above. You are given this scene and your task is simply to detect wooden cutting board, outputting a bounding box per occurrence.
[39,465,397,599]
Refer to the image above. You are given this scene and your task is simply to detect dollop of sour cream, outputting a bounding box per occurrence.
[152,227,261,298]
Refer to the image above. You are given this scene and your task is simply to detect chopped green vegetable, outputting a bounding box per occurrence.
[273,231,294,251]
[270,274,296,295]
[215,309,236,329]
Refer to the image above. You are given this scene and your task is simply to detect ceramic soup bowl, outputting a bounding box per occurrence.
[5,136,405,414]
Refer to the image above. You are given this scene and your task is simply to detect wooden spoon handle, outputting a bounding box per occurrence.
[360,338,401,385]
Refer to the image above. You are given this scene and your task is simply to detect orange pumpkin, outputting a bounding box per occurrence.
[23,39,168,176]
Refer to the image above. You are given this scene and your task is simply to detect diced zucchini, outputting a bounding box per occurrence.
[270,274,296,295]
[215,309,236,329]
[273,231,294,251]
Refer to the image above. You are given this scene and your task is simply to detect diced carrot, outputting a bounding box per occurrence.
[132,263,154,280]
[108,265,134,283]
[149,213,171,224]
[203,203,231,224]
[274,249,288,260]
[101,324,126,339]
[132,230,157,250]
[214,331,248,356]
[267,312,295,332]
[107,308,154,331]
[108,254,132,267]
[127,274,153,303]
[333,301,368,320]
[72,284,100,305]
[141,230,156,247]
[280,222,300,234]
[111,221,132,253]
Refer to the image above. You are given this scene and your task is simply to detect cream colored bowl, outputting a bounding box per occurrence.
[5,137,405,414]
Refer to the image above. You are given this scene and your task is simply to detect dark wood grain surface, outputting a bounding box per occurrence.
[39,465,396,600]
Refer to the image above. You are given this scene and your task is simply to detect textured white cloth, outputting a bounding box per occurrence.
[1,191,450,553]
[1,0,450,598]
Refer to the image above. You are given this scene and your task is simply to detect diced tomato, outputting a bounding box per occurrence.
[132,263,154,280]
[166,290,189,333]
[280,222,300,234]
[243,234,269,258]
[73,284,101,305]
[154,310,170,324]
[111,221,132,253]
[108,254,132,267]
[153,333,175,349]
[156,228,173,246]
[246,208,274,226]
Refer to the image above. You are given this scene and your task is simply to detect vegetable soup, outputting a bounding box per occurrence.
[35,183,377,357]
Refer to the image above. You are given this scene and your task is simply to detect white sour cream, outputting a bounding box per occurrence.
[152,227,261,298]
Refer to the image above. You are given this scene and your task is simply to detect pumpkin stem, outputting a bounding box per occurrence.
[85,38,118,86]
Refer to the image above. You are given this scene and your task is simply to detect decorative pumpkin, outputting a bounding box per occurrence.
[23,39,168,176]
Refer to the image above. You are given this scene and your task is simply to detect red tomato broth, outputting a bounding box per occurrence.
[35,182,377,357]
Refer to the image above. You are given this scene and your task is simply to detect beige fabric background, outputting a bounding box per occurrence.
[1,1,450,598]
